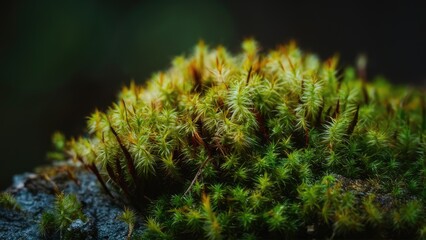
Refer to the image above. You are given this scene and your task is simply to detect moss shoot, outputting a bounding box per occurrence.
[63,40,425,239]
[39,193,87,239]
[0,192,21,211]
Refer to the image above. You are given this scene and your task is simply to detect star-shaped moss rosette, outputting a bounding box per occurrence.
[61,40,426,239]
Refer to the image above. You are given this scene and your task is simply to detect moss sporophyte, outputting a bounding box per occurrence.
[51,40,425,239]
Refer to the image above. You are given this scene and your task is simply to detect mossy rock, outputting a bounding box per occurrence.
[4,40,426,239]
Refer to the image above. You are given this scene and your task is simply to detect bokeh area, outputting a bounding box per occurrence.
[1,0,425,189]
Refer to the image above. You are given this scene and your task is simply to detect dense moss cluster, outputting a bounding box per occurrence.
[66,40,426,239]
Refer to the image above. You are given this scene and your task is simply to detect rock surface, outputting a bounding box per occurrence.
[0,166,142,239]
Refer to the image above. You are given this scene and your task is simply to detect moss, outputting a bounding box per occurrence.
[0,192,21,211]
[39,193,87,239]
[46,131,66,161]
[62,39,425,239]
[118,207,137,240]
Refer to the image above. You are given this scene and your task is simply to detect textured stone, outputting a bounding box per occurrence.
[0,167,142,239]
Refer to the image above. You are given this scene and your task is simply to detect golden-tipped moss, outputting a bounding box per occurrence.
[64,39,426,238]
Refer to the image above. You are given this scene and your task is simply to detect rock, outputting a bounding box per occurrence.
[66,219,95,239]
[0,167,142,239]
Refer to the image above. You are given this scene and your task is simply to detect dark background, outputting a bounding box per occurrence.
[1,0,425,189]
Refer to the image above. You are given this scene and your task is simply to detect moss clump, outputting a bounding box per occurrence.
[65,40,425,239]
[39,193,87,239]
[0,192,21,211]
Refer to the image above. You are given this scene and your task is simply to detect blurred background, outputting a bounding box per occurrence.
[1,0,425,189]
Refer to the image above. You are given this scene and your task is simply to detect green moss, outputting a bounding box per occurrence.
[64,40,426,238]
[118,207,137,240]
[0,192,21,211]
[47,131,66,161]
[39,193,87,239]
